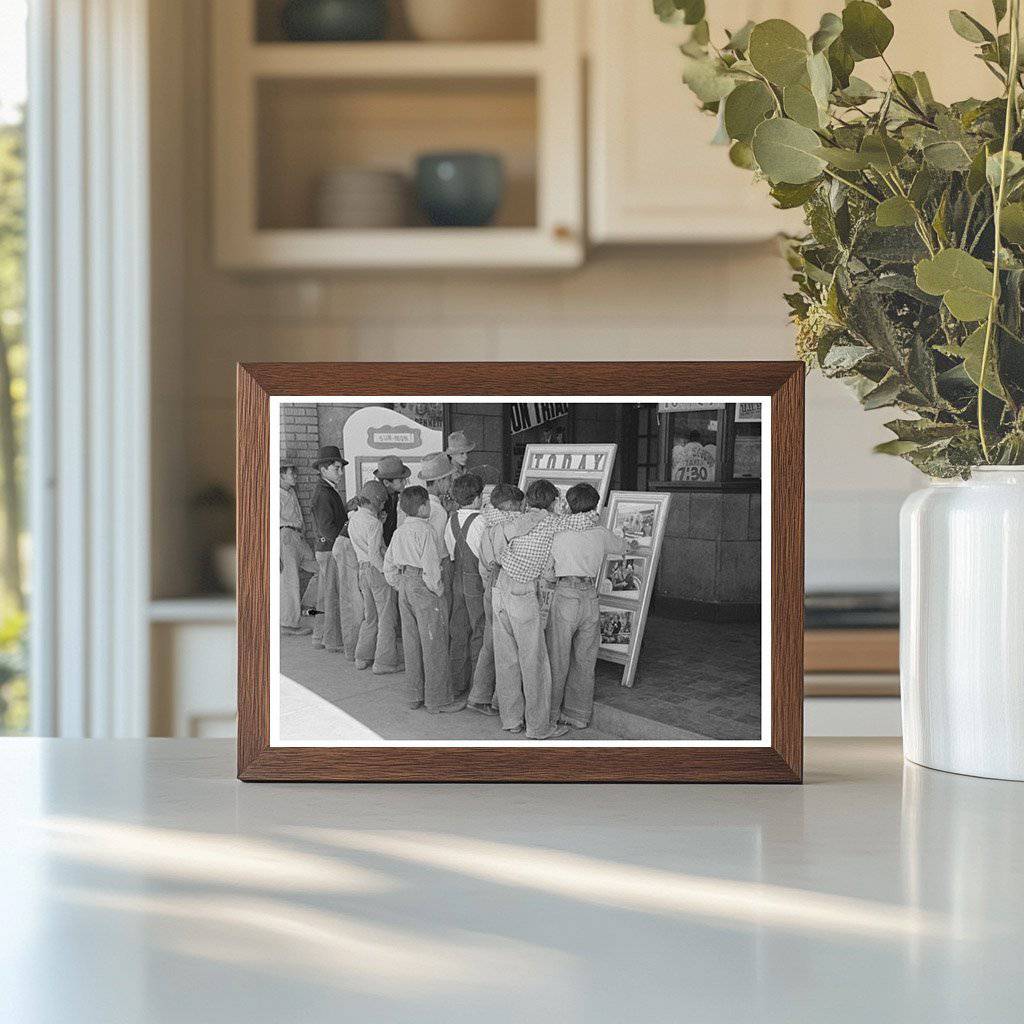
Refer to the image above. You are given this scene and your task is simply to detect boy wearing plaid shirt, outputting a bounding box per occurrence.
[490,479,598,739]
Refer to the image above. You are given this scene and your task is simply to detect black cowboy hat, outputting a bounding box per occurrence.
[312,444,349,469]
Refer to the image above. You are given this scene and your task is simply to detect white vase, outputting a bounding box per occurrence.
[900,467,1024,781]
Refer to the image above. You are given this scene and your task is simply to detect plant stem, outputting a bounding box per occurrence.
[821,167,879,203]
[979,0,1021,463]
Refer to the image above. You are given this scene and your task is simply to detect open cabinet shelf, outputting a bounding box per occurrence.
[212,0,583,269]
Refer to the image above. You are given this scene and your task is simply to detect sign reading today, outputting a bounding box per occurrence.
[523,448,612,474]
[517,443,618,507]
[508,401,571,434]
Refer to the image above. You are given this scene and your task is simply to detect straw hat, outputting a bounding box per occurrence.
[417,452,456,482]
[445,431,476,457]
[373,455,412,481]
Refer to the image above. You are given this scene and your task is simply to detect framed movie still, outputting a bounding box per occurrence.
[237,362,804,783]
[598,491,672,688]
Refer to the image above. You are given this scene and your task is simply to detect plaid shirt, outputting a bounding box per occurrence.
[490,508,599,584]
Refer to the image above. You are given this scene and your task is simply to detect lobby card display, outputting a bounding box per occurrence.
[598,491,672,688]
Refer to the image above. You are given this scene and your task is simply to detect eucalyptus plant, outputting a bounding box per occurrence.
[659,0,1024,475]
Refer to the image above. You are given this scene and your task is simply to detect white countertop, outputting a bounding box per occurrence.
[2,738,1021,1023]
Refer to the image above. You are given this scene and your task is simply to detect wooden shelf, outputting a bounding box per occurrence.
[219,227,580,270]
[249,42,545,79]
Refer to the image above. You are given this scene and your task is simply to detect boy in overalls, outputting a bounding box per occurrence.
[383,486,465,715]
[445,473,486,707]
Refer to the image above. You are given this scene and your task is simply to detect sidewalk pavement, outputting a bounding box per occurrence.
[278,633,624,743]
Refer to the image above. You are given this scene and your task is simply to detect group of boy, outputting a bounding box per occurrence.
[280,431,631,741]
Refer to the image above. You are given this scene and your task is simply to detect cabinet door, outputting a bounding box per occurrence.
[589,1,815,243]
[588,1,1003,245]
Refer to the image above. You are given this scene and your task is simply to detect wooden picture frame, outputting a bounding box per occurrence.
[597,491,672,688]
[238,362,804,783]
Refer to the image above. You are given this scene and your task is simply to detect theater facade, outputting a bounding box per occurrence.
[279,400,762,621]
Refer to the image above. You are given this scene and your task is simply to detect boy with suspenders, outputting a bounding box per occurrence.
[445,473,487,706]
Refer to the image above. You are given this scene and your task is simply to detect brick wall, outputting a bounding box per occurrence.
[279,402,320,536]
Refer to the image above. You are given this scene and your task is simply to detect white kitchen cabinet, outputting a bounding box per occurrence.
[587,0,1000,244]
[588,1,814,243]
[212,0,584,269]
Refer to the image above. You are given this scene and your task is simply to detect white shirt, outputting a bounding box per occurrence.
[444,507,484,561]
[426,493,449,562]
[346,507,386,571]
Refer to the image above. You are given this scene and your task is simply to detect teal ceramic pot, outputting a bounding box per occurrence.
[415,152,505,227]
[281,0,388,42]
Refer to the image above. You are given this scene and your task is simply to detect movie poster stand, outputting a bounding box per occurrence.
[597,491,672,688]
[516,443,618,627]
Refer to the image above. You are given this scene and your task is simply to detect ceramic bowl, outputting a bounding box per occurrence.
[403,0,534,42]
[281,0,388,42]
[415,152,505,228]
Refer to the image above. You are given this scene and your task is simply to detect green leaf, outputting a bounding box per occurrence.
[827,35,855,89]
[810,12,843,54]
[748,19,810,87]
[752,117,827,184]
[728,140,758,169]
[842,1,895,60]
[654,0,705,25]
[836,75,877,105]
[874,439,922,456]
[783,83,822,128]
[723,81,775,143]
[814,145,872,170]
[724,20,755,53]
[1000,202,1024,242]
[770,179,820,209]
[681,55,737,103]
[948,10,993,44]
[860,133,905,173]
[912,71,935,105]
[875,196,918,228]
[958,324,1006,398]
[993,0,1008,24]
[923,141,973,171]
[915,249,994,321]
[885,419,963,443]
[986,150,1024,190]
[807,51,833,110]
[967,143,993,193]
[862,375,902,409]
[909,165,936,205]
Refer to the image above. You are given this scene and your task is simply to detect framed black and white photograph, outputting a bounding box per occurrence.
[237,361,804,782]
[599,555,646,598]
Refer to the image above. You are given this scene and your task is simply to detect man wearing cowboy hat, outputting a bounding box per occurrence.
[373,455,411,546]
[417,451,458,651]
[444,431,476,473]
[445,430,499,496]
[279,456,318,636]
[310,445,349,652]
